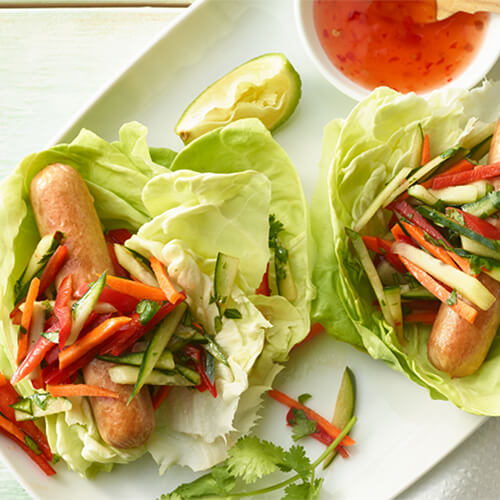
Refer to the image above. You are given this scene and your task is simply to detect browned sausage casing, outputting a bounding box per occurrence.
[428,118,500,377]
[428,275,500,377]
[30,163,155,448]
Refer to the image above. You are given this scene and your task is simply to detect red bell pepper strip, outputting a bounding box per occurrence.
[105,228,133,245]
[420,159,474,190]
[453,208,500,240]
[286,408,348,458]
[292,323,324,351]
[54,274,73,348]
[0,377,53,461]
[76,284,139,315]
[255,263,271,296]
[432,162,500,189]
[183,345,217,398]
[362,235,407,273]
[268,389,355,447]
[38,245,68,298]
[11,336,54,385]
[152,386,172,411]
[109,296,185,356]
[391,200,451,247]
[0,427,55,476]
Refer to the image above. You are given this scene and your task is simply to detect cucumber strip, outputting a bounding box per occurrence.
[276,258,297,302]
[461,236,500,261]
[392,242,495,310]
[462,190,500,218]
[386,147,467,207]
[323,367,355,469]
[176,364,202,385]
[114,244,158,287]
[354,167,413,232]
[408,185,439,206]
[14,396,71,421]
[108,365,195,386]
[428,185,479,205]
[469,134,493,161]
[67,272,107,346]
[97,349,175,371]
[400,284,436,300]
[128,303,187,401]
[417,205,500,252]
[385,286,405,346]
[376,260,402,286]
[347,229,394,327]
[214,252,240,303]
[14,231,64,303]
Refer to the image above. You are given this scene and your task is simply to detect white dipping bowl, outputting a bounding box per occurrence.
[295,0,500,101]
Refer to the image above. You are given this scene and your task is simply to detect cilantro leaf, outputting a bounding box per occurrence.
[283,482,312,500]
[223,308,242,319]
[289,408,317,441]
[160,465,235,499]
[298,393,312,405]
[282,445,312,482]
[446,289,457,306]
[226,436,286,484]
[136,300,161,325]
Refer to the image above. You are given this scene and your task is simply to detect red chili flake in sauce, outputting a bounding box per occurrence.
[313,0,489,94]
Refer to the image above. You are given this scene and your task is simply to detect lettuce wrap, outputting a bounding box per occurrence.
[0,118,314,476]
[311,81,500,416]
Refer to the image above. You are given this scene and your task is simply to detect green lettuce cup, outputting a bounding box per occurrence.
[311,82,500,416]
[0,118,314,476]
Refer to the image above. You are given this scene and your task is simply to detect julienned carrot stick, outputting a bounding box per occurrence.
[268,389,355,447]
[47,384,119,399]
[421,134,430,165]
[400,221,458,268]
[447,251,472,274]
[150,257,184,304]
[17,278,40,364]
[104,275,167,301]
[399,256,477,324]
[0,413,25,442]
[58,316,131,369]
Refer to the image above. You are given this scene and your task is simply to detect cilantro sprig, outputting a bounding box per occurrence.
[269,214,288,281]
[160,416,356,500]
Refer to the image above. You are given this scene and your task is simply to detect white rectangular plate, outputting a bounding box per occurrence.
[0,0,491,499]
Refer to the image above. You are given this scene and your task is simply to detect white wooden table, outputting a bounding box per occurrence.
[1,4,500,500]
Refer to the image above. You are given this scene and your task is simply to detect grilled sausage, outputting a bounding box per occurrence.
[428,119,500,377]
[30,163,155,448]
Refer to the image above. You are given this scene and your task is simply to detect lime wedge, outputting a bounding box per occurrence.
[175,53,301,143]
[323,367,356,468]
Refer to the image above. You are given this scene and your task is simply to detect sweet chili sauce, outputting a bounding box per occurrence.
[313,0,489,94]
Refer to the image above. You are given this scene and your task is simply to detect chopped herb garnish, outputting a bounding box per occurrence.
[269,214,289,281]
[223,308,242,319]
[298,393,312,405]
[446,289,457,306]
[136,299,161,325]
[31,392,50,410]
[289,408,317,441]
[24,435,41,455]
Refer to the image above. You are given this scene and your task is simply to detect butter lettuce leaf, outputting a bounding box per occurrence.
[313,82,500,415]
